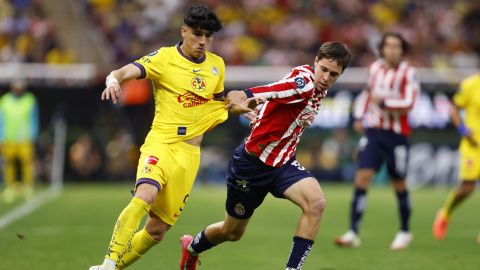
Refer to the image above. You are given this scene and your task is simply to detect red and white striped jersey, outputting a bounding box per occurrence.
[244,65,327,167]
[353,59,420,136]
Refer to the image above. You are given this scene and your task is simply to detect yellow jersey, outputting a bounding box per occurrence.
[133,44,228,144]
[453,74,480,150]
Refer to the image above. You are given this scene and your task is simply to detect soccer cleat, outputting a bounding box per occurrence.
[433,209,449,240]
[88,258,116,270]
[390,231,413,250]
[334,230,361,248]
[180,234,200,270]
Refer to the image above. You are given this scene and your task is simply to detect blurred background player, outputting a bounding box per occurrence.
[335,33,420,250]
[0,80,39,203]
[433,72,480,243]
[88,5,236,270]
[180,42,351,270]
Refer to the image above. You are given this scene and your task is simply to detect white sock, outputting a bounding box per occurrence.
[102,258,116,270]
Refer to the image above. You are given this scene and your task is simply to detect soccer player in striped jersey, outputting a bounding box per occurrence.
[179,42,351,270]
[335,33,420,250]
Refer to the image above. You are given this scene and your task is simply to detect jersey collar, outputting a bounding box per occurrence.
[176,42,206,64]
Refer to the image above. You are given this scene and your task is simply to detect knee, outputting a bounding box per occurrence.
[134,184,159,205]
[145,223,170,242]
[222,227,245,242]
[461,182,476,196]
[303,196,327,218]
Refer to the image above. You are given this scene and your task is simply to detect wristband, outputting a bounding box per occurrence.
[457,124,471,137]
[244,88,254,98]
[106,74,119,87]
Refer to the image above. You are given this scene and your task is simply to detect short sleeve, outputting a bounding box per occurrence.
[133,48,166,80]
[213,58,225,97]
[453,80,470,108]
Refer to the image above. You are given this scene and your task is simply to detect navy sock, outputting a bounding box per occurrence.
[350,187,367,234]
[286,236,314,270]
[396,190,411,232]
[190,229,216,255]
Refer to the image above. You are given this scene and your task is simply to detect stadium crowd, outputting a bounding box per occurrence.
[83,0,480,68]
[0,0,74,63]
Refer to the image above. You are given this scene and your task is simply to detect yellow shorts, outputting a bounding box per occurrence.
[135,140,200,225]
[459,145,480,181]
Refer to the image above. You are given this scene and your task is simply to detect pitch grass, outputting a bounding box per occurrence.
[0,183,479,270]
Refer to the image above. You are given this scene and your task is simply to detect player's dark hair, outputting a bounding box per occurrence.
[316,42,351,72]
[378,32,409,57]
[184,5,222,33]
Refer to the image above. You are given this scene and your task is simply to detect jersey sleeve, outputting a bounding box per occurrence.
[352,90,370,120]
[132,48,166,80]
[453,79,470,108]
[245,69,315,104]
[213,58,225,99]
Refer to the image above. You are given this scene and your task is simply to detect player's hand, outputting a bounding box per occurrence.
[229,96,266,114]
[101,74,122,104]
[370,95,383,106]
[353,120,364,134]
[225,90,248,110]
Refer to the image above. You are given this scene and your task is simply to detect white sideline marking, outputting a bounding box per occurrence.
[0,187,61,230]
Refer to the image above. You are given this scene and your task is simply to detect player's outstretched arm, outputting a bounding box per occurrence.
[101,63,142,104]
[225,90,265,114]
[451,104,478,147]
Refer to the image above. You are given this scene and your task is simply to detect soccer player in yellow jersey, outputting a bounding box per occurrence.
[89,5,242,270]
[433,73,480,243]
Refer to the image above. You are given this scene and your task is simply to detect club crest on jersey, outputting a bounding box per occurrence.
[192,75,207,92]
[294,77,306,89]
[212,67,218,75]
[177,92,209,108]
[142,166,152,174]
[145,156,159,165]
[234,203,245,216]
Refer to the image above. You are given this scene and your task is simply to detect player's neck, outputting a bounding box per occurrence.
[384,60,401,69]
[178,42,204,62]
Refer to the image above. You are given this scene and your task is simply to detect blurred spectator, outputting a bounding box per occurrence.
[0,0,73,63]
[68,133,102,180]
[84,0,480,68]
[0,80,39,202]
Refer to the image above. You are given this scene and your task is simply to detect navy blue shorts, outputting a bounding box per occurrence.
[225,144,313,219]
[357,128,409,180]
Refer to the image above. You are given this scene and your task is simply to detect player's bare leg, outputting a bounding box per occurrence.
[181,214,250,270]
[117,212,170,269]
[389,179,413,250]
[335,168,375,248]
[283,177,326,270]
[89,184,158,270]
[433,181,476,240]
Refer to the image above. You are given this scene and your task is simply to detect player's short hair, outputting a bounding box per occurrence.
[184,5,222,33]
[316,42,351,72]
[378,32,409,57]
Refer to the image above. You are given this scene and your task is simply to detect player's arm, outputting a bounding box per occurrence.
[101,64,142,104]
[374,68,419,113]
[352,90,370,134]
[451,82,477,147]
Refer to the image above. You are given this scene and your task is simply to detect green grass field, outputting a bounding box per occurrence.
[0,183,479,270]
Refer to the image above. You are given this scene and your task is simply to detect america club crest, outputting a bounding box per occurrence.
[191,75,207,92]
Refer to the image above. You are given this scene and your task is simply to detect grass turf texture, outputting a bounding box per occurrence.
[0,183,478,269]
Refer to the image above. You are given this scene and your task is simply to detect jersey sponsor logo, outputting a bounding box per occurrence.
[145,156,159,165]
[191,75,207,92]
[177,92,209,108]
[294,77,306,88]
[234,203,245,216]
[212,67,218,75]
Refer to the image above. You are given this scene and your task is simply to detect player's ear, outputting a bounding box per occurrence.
[181,25,188,39]
[314,56,319,68]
